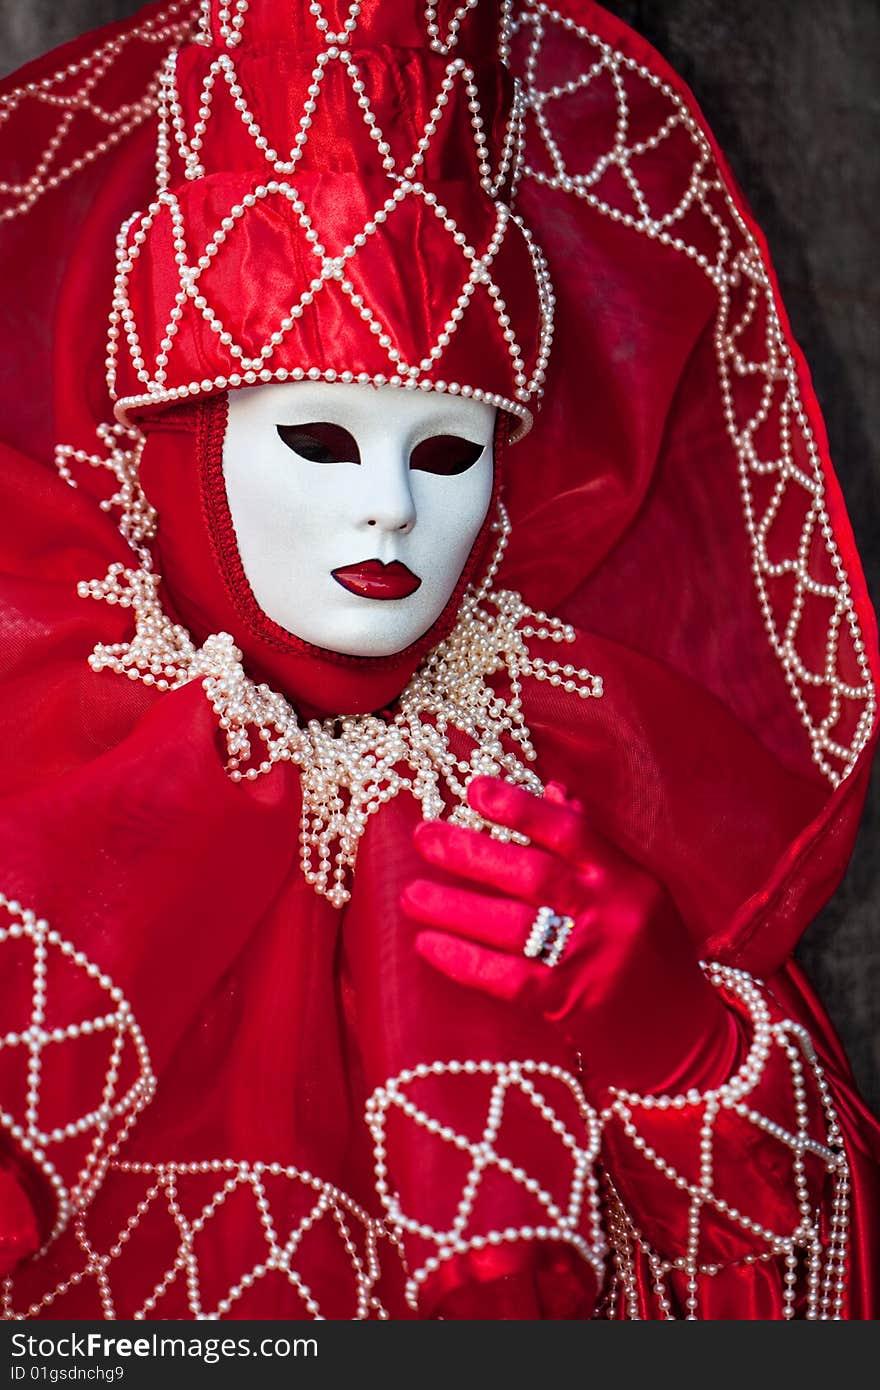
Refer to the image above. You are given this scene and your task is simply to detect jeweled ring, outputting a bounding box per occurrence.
[523,905,575,968]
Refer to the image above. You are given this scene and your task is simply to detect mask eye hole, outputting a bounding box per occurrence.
[276,422,361,464]
[409,435,485,476]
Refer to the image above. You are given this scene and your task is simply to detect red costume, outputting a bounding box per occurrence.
[0,0,877,1319]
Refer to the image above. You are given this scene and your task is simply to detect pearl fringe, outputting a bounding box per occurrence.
[58,424,602,908]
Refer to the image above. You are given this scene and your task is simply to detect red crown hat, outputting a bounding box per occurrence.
[107,0,554,436]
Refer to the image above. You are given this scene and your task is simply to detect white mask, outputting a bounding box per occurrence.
[222,382,496,657]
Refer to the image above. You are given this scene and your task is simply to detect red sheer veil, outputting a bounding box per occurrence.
[0,0,874,970]
[0,0,877,1320]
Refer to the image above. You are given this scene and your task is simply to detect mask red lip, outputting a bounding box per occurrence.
[331,558,422,600]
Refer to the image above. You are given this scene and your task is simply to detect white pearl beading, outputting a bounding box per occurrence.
[3,1,872,779]
[1,1158,398,1322]
[55,422,156,552]
[523,904,574,966]
[365,1058,606,1311]
[1,0,863,1318]
[203,0,248,50]
[195,2,506,58]
[602,962,851,1320]
[105,8,554,434]
[0,892,156,1254]
[0,910,851,1323]
[510,1,875,786]
[0,2,195,224]
[197,2,366,52]
[58,425,602,909]
[425,1,479,56]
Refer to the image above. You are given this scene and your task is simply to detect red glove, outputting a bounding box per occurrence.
[401,776,739,1101]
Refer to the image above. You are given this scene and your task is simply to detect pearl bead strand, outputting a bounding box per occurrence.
[105,7,553,434]
[602,962,851,1319]
[0,2,194,224]
[59,427,601,909]
[366,1057,605,1312]
[0,892,156,1260]
[512,0,875,784]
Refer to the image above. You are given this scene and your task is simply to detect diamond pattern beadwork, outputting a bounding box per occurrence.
[366,1058,606,1310]
[0,2,195,224]
[106,2,554,430]
[602,962,851,1319]
[0,893,156,1247]
[0,0,869,1326]
[2,1159,396,1321]
[0,893,855,1320]
[510,1,875,784]
[0,1,873,783]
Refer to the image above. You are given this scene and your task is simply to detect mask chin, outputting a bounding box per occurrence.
[138,396,509,717]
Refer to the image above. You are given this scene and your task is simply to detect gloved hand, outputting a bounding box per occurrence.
[401,776,739,1100]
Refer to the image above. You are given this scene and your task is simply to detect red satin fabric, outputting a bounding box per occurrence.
[110,1,543,424]
[0,1168,41,1277]
[118,169,543,421]
[0,0,878,1319]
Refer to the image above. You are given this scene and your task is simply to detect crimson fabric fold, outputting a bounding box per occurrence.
[0,0,877,1319]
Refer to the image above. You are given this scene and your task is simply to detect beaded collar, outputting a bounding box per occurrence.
[59,421,602,907]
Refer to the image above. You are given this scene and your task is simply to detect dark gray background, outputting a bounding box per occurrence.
[2,0,878,1111]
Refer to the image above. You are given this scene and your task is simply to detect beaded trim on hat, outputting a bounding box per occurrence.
[105,1,554,437]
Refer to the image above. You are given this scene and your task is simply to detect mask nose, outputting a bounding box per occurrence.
[361,453,417,535]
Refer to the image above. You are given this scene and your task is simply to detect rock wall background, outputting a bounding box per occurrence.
[1,0,878,1112]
